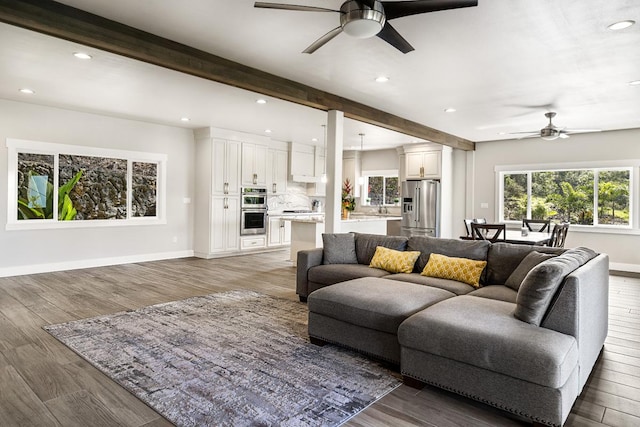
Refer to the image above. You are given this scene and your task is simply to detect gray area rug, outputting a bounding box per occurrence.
[44,290,401,426]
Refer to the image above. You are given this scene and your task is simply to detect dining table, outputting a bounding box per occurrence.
[460,230,552,245]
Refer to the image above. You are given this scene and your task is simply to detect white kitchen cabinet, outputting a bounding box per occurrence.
[242,143,268,186]
[268,216,292,247]
[405,150,441,179]
[194,128,246,258]
[210,196,240,253]
[290,143,316,181]
[212,138,241,196]
[267,148,288,194]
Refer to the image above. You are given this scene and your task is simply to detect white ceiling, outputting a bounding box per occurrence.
[1,0,639,150]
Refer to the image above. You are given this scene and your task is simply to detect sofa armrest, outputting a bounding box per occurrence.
[542,253,609,392]
[296,248,324,300]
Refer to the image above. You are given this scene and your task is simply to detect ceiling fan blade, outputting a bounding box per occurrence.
[377,22,414,53]
[564,129,602,133]
[302,26,343,54]
[559,133,570,139]
[254,2,340,13]
[382,0,478,20]
[516,133,541,140]
[509,130,540,134]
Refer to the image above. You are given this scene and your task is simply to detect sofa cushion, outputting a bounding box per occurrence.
[467,285,518,303]
[505,251,556,291]
[515,247,598,326]
[486,243,564,286]
[398,295,579,388]
[354,233,408,265]
[308,263,390,286]
[385,273,475,295]
[407,236,490,273]
[322,233,358,265]
[421,253,487,288]
[369,246,421,273]
[308,277,455,334]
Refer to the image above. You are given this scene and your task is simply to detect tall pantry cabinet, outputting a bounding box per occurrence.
[194,128,242,257]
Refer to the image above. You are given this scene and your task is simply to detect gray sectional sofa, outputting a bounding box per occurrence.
[296,233,609,427]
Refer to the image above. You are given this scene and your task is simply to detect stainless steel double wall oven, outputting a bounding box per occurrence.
[240,187,267,235]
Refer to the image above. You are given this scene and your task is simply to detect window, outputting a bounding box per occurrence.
[8,138,166,229]
[500,166,632,227]
[363,172,399,206]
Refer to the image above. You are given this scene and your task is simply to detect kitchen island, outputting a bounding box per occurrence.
[287,215,402,264]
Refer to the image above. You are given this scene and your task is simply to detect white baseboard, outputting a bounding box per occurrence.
[0,250,195,278]
[609,262,640,274]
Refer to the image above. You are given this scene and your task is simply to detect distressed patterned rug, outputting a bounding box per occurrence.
[44,290,400,427]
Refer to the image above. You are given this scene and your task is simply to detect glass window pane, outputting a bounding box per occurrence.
[17,153,54,220]
[132,162,158,217]
[384,177,399,205]
[59,154,128,220]
[598,170,630,225]
[541,170,594,225]
[367,176,384,205]
[503,173,527,221]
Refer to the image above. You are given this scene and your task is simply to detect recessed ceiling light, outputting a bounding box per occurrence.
[265,129,272,134]
[73,52,92,60]
[444,108,456,113]
[19,88,35,94]
[311,138,318,142]
[256,99,267,104]
[630,80,640,86]
[180,117,190,122]
[607,20,635,30]
[375,76,389,83]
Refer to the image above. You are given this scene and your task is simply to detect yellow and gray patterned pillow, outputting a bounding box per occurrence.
[421,253,487,288]
[369,246,421,274]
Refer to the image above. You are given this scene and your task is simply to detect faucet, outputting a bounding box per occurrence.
[377,205,388,214]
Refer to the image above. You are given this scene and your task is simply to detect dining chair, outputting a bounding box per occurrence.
[523,218,551,232]
[464,218,487,236]
[471,223,506,242]
[549,223,570,248]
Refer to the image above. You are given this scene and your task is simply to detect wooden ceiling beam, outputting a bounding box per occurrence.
[0,0,475,151]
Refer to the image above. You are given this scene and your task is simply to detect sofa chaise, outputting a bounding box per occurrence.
[296,232,609,426]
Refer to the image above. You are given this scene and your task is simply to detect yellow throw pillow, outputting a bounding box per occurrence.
[421,253,487,288]
[369,246,421,274]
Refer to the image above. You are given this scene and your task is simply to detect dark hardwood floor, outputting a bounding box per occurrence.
[0,250,637,426]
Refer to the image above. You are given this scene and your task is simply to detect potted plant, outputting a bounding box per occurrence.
[341,178,356,219]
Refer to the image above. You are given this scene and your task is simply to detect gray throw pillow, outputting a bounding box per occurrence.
[514,247,597,325]
[505,251,556,291]
[322,233,358,265]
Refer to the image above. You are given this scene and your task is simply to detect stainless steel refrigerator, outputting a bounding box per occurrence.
[401,179,440,237]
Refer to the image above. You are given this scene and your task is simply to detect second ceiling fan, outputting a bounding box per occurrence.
[254,0,478,54]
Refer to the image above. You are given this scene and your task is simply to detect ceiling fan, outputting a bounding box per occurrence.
[509,112,601,141]
[254,0,478,54]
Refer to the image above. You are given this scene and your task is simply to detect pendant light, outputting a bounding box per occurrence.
[357,133,365,185]
[320,124,327,183]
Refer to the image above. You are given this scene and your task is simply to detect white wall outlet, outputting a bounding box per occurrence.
[172,236,178,243]
[183,197,191,204]
[480,202,489,209]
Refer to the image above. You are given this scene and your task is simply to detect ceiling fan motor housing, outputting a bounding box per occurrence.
[340,1,386,38]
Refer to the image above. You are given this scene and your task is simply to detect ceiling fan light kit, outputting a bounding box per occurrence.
[510,111,601,141]
[341,1,385,38]
[255,1,478,53]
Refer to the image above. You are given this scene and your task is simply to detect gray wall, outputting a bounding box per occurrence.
[0,99,195,276]
[471,128,640,271]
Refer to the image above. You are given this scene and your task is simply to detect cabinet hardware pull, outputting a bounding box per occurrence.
[253,173,257,185]
[224,182,229,194]
[273,183,277,193]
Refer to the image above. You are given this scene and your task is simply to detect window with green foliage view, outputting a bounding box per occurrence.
[501,168,630,226]
[366,175,399,206]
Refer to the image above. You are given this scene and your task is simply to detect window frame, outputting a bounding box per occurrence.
[7,138,167,230]
[361,169,399,206]
[495,160,638,233]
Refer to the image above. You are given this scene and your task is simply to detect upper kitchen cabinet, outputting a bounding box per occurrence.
[268,146,288,195]
[242,142,268,186]
[402,144,443,180]
[290,142,317,182]
[212,138,241,195]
